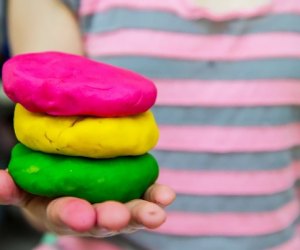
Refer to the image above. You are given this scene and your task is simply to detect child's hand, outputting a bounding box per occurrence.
[0,169,175,237]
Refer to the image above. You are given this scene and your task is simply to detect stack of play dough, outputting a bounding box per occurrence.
[3,52,159,203]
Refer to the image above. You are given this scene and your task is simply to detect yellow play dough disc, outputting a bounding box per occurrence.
[14,104,159,158]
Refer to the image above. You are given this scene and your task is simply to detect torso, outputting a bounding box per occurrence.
[67,0,300,249]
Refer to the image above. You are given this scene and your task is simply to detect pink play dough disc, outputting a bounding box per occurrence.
[2,52,157,117]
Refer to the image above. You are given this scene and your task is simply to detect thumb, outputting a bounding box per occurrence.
[0,169,23,205]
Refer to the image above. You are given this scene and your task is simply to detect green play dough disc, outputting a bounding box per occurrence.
[8,144,159,203]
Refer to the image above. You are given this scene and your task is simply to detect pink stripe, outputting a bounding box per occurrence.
[80,0,300,20]
[157,124,300,152]
[272,0,300,15]
[58,237,121,250]
[158,163,300,195]
[79,0,199,17]
[155,80,300,107]
[85,31,300,60]
[153,200,299,236]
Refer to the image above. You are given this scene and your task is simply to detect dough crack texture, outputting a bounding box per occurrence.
[3,52,159,203]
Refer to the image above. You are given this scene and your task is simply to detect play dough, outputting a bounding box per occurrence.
[3,52,157,117]
[5,51,160,203]
[14,104,159,158]
[9,144,159,203]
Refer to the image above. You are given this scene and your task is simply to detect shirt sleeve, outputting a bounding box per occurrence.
[60,0,81,13]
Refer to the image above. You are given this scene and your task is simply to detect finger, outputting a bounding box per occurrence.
[46,197,96,233]
[143,183,176,207]
[0,169,24,205]
[126,199,166,229]
[94,201,130,231]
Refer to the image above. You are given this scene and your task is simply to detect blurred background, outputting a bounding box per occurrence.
[0,207,42,250]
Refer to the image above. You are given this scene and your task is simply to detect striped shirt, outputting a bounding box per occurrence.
[60,0,300,249]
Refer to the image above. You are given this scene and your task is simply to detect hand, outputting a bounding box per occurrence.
[0,169,175,237]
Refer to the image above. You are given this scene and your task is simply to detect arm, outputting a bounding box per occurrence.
[8,0,83,55]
